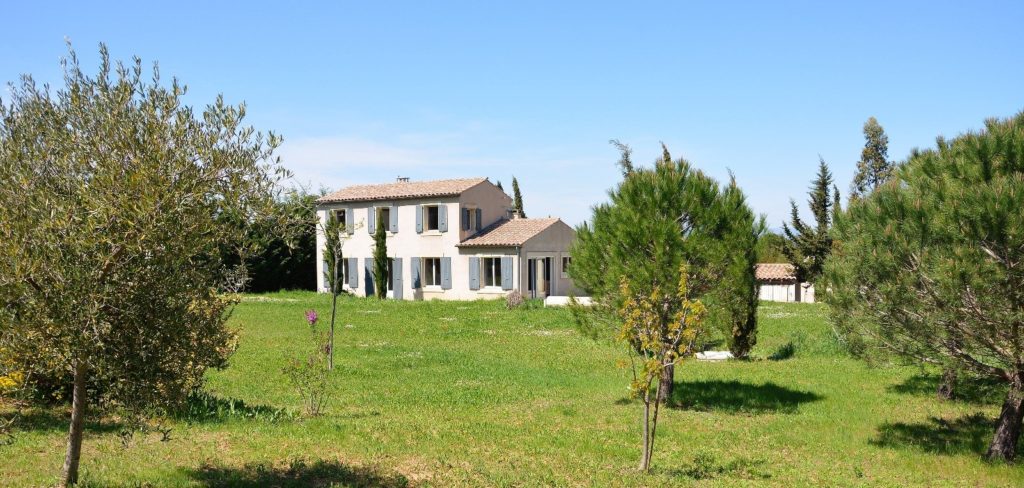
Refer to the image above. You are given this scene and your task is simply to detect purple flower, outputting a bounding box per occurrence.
[305,309,318,326]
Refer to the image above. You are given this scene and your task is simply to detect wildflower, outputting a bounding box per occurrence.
[305,309,319,326]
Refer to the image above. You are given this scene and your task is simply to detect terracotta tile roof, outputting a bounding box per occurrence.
[458,218,562,247]
[755,263,797,282]
[318,177,488,203]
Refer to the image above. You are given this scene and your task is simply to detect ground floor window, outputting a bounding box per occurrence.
[423,257,442,287]
[387,258,394,291]
[561,256,571,278]
[482,257,502,287]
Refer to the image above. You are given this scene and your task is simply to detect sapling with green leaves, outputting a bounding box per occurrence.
[619,265,706,471]
[320,211,354,369]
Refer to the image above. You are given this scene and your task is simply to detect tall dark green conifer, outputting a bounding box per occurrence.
[372,215,388,299]
[850,117,893,199]
[781,158,835,283]
[511,177,526,217]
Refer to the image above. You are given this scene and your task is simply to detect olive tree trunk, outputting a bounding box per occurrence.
[986,380,1024,462]
[936,368,956,401]
[61,363,87,486]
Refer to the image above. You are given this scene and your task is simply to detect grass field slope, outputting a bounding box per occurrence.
[2,293,1021,486]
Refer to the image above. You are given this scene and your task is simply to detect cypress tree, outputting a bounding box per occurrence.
[372,215,388,299]
[781,158,835,283]
[496,180,504,192]
[850,116,893,199]
[511,177,526,218]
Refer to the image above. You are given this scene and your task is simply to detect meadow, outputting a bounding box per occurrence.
[1,292,1021,487]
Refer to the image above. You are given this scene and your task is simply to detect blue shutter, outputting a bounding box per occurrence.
[393,258,403,299]
[348,257,358,289]
[390,205,398,233]
[367,208,376,234]
[364,258,374,296]
[501,256,513,290]
[439,204,448,232]
[411,257,421,289]
[476,208,483,230]
[462,208,470,231]
[415,205,423,233]
[322,258,330,291]
[469,257,480,290]
[441,257,452,290]
[345,208,354,234]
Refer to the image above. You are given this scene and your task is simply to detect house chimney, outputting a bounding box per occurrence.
[396,176,410,183]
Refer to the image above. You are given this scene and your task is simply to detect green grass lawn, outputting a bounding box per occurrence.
[2,293,1022,486]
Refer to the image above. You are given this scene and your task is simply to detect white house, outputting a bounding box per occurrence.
[756,263,815,303]
[315,177,581,300]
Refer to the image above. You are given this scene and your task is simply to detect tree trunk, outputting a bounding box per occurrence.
[61,363,87,487]
[936,367,956,401]
[986,380,1024,462]
[639,395,651,471]
[329,259,338,371]
[657,363,674,406]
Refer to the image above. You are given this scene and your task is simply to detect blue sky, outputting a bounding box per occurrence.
[2,1,1022,227]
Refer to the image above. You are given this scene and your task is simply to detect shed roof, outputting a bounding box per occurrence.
[318,177,488,203]
[458,218,562,247]
[755,263,797,282]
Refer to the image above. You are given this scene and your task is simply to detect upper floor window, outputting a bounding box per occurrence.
[333,209,346,225]
[482,257,502,288]
[378,207,391,229]
[561,256,571,278]
[424,205,440,231]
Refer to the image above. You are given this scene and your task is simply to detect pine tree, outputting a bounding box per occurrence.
[824,112,1024,461]
[495,180,504,192]
[850,117,893,199]
[781,158,834,283]
[511,177,526,218]
[372,216,388,299]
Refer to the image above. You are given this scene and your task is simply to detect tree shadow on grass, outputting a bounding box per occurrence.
[2,408,123,434]
[188,459,409,488]
[888,374,1005,406]
[671,380,822,414]
[170,391,292,423]
[871,413,993,455]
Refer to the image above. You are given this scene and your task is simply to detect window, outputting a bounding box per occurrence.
[386,258,394,291]
[333,209,346,224]
[561,256,571,278]
[378,207,390,231]
[482,257,502,288]
[424,205,440,231]
[422,257,442,287]
[324,258,348,288]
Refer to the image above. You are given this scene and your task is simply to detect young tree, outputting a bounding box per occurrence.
[495,180,504,192]
[850,116,893,200]
[511,176,526,217]
[824,112,1024,461]
[372,217,388,299]
[0,45,287,485]
[619,266,706,471]
[570,144,763,405]
[320,211,351,370]
[781,158,835,283]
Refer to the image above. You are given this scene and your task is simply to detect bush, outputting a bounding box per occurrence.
[505,290,525,310]
[283,314,331,417]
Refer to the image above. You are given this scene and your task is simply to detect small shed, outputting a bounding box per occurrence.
[755,263,815,303]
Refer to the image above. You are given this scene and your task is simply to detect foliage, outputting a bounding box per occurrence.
[755,231,787,263]
[282,313,331,418]
[505,289,525,310]
[321,210,353,368]
[569,143,763,361]
[511,176,526,217]
[0,44,287,485]
[618,266,706,471]
[372,216,388,299]
[850,116,894,200]
[823,112,1024,461]
[246,190,319,292]
[781,158,836,283]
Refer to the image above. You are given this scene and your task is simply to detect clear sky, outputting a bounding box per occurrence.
[2,1,1022,227]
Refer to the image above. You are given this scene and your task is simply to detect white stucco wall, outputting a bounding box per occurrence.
[758,282,815,303]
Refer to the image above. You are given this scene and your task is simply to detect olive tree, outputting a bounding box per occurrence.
[824,112,1024,461]
[0,45,287,485]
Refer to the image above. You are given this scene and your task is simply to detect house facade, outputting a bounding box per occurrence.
[755,263,815,303]
[315,177,581,300]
